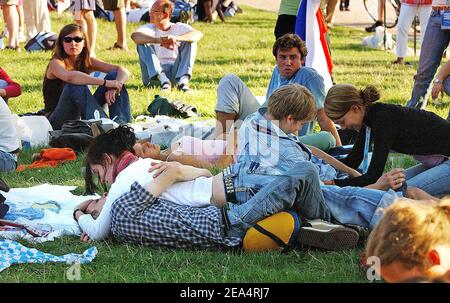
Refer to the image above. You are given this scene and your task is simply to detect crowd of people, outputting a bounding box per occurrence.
[0,0,449,283]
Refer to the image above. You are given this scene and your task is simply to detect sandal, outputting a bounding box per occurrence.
[177,83,191,93]
[107,42,128,51]
[161,82,171,91]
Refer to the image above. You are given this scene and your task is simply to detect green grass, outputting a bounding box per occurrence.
[0,6,448,283]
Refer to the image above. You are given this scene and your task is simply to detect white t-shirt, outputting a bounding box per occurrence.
[135,22,193,65]
[433,0,450,5]
[78,158,213,240]
[0,97,20,153]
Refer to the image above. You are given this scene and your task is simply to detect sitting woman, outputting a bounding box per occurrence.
[324,84,450,197]
[0,66,22,103]
[43,23,132,130]
[366,197,450,283]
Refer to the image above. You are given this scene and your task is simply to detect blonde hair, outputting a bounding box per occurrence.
[267,84,317,122]
[324,84,380,121]
[366,197,450,270]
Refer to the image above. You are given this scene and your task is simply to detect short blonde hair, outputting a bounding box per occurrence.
[324,84,380,121]
[366,197,450,270]
[267,84,317,122]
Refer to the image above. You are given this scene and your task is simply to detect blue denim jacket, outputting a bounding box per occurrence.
[236,108,344,181]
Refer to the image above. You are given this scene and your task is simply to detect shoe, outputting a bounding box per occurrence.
[345,7,350,11]
[365,21,383,33]
[107,42,129,51]
[177,83,190,92]
[160,82,171,91]
[18,31,26,43]
[0,178,9,192]
[339,3,344,11]
[392,58,404,65]
[297,219,359,251]
[4,45,21,52]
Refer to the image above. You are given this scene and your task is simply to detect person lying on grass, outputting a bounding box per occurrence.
[366,196,450,283]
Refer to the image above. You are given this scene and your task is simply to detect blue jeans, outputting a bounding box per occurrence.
[407,11,450,108]
[226,161,329,238]
[136,42,197,86]
[405,159,450,197]
[0,151,17,172]
[48,70,131,130]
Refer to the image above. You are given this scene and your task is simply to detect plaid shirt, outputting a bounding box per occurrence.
[401,0,432,5]
[110,182,241,249]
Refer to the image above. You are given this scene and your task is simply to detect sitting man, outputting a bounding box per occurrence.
[214,33,341,151]
[131,0,203,92]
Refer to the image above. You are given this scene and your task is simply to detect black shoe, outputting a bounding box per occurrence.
[339,3,344,11]
[0,178,9,192]
[365,21,383,32]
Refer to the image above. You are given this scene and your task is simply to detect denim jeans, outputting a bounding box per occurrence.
[405,159,450,197]
[226,161,329,238]
[136,42,197,86]
[48,70,131,130]
[407,11,450,108]
[0,150,17,172]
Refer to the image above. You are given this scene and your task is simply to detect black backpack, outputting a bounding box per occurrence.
[24,32,57,52]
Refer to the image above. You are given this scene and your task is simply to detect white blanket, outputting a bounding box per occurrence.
[0,184,98,243]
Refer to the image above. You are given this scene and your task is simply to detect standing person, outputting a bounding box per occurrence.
[0,0,20,50]
[16,0,24,42]
[324,84,450,197]
[22,0,52,42]
[43,24,132,130]
[339,0,350,11]
[406,1,450,109]
[73,0,97,57]
[324,0,338,28]
[393,0,432,65]
[131,0,203,92]
[103,0,128,51]
[0,66,21,102]
[274,0,300,39]
[365,0,386,32]
[0,96,20,172]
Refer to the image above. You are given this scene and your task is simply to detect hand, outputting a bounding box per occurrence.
[80,231,91,243]
[77,199,92,212]
[104,79,123,91]
[0,88,6,97]
[323,180,336,185]
[104,89,117,105]
[374,168,405,191]
[160,35,179,50]
[431,82,444,100]
[148,161,182,178]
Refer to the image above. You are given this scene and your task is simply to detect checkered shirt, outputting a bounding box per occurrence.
[401,0,432,5]
[110,182,241,249]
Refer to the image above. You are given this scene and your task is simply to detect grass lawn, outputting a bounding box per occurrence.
[0,6,448,283]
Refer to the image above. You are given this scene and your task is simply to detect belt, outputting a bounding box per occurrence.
[223,166,238,203]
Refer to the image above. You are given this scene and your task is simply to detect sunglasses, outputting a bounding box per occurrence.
[63,36,84,43]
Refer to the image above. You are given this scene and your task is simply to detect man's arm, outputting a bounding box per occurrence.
[131,30,163,45]
[175,28,203,43]
[316,108,342,147]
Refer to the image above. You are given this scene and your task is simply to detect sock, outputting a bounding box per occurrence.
[157,72,170,85]
[179,75,189,85]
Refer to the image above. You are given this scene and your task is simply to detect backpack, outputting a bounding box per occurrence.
[49,120,94,152]
[24,32,57,52]
[243,210,301,252]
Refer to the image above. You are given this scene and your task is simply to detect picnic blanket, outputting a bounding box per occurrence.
[0,239,97,273]
[0,184,99,243]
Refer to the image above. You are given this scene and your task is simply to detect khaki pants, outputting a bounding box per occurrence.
[23,0,51,41]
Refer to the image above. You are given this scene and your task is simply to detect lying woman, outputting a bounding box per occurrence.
[366,197,450,283]
[43,24,132,130]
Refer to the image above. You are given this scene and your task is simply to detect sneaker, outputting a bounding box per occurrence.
[177,83,190,93]
[161,82,171,91]
[297,219,359,251]
[365,21,383,33]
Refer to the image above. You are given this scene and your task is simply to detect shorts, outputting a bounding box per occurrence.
[74,0,96,11]
[102,0,124,10]
[0,0,19,6]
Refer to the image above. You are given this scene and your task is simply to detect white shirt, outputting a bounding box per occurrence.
[433,0,450,5]
[78,158,213,240]
[0,97,20,153]
[135,22,193,65]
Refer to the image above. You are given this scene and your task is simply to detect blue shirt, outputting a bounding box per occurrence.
[264,66,326,136]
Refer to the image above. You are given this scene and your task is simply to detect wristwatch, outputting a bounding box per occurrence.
[433,79,443,85]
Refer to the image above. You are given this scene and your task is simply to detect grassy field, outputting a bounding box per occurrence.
[0,6,448,283]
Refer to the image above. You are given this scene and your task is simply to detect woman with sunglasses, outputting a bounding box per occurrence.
[43,23,132,130]
[324,84,450,197]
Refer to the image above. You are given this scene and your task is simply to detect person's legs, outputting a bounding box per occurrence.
[299,131,336,152]
[135,44,170,87]
[112,8,127,50]
[48,84,108,130]
[16,2,24,42]
[36,0,51,33]
[407,12,450,108]
[81,10,97,56]
[395,4,416,62]
[173,41,198,89]
[325,0,338,24]
[274,14,297,39]
[406,159,450,197]
[2,4,19,49]
[0,150,16,172]
[92,70,131,123]
[214,74,260,136]
[418,6,432,48]
[22,0,37,41]
[226,161,328,238]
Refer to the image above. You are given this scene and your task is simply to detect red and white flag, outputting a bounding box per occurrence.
[295,0,333,91]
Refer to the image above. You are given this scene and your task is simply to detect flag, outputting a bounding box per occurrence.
[295,0,333,91]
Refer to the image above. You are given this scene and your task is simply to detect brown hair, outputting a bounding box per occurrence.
[52,24,92,74]
[366,197,450,270]
[324,84,380,121]
[272,33,308,59]
[267,84,317,122]
[155,0,174,16]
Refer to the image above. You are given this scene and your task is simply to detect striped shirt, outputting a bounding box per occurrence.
[110,182,241,249]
